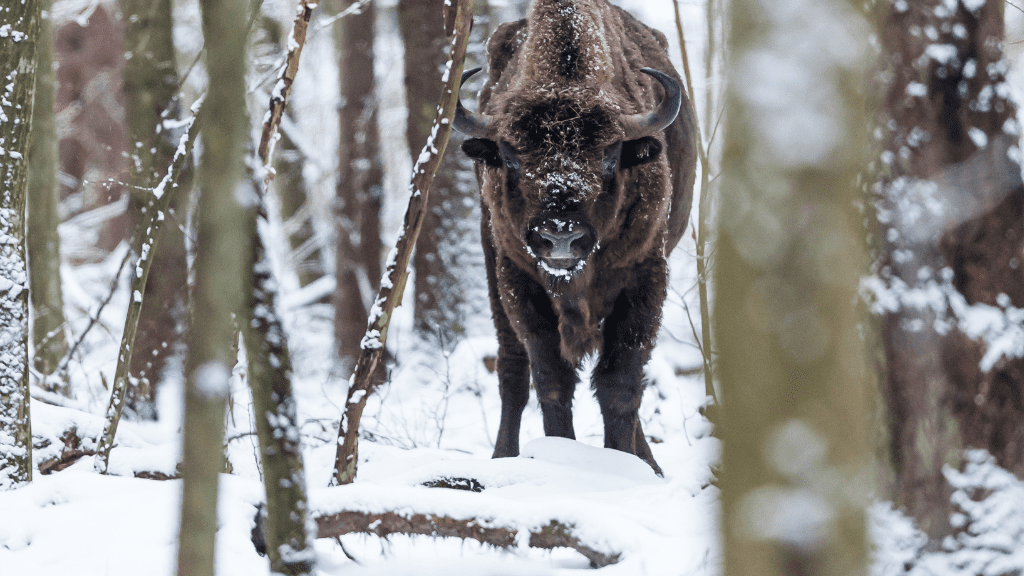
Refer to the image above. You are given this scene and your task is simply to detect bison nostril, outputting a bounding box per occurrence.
[538,229,586,259]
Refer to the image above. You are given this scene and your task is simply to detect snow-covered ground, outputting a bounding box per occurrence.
[2,227,718,576]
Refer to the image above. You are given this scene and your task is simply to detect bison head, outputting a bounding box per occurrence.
[455,68,681,278]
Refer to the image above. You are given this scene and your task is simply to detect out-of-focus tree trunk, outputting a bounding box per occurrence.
[28,0,70,393]
[121,0,189,420]
[277,129,323,286]
[716,0,869,575]
[175,0,250,572]
[872,0,1024,544]
[0,0,42,491]
[53,8,130,260]
[400,0,478,349]
[333,0,383,368]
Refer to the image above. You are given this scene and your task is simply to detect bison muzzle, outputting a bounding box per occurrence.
[454,0,697,476]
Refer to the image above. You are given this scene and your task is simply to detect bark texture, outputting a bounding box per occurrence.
[716,0,870,574]
[121,0,189,420]
[874,0,1024,543]
[244,229,316,575]
[0,0,41,491]
[175,0,250,572]
[333,0,384,366]
[27,0,69,390]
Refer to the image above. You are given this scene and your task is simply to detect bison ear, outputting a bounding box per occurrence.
[620,136,664,170]
[461,138,502,167]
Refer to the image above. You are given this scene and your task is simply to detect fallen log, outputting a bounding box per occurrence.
[314,510,620,568]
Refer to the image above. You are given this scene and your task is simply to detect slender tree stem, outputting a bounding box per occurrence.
[331,0,476,486]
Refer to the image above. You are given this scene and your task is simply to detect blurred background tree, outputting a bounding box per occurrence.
[716,0,870,574]
[872,0,1024,544]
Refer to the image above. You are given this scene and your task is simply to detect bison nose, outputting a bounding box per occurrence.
[538,228,587,259]
[527,218,596,269]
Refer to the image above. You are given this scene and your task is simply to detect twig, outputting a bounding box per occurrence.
[673,0,716,404]
[57,249,132,375]
[330,0,475,486]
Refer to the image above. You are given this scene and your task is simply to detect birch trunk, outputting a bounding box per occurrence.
[0,0,41,491]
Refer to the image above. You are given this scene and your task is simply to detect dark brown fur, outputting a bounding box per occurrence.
[462,0,697,475]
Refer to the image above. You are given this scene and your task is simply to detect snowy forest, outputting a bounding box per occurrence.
[1,0,1023,574]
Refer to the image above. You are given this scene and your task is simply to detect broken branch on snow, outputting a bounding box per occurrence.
[315,510,620,568]
[330,0,476,486]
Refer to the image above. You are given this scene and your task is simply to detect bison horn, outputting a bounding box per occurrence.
[453,67,495,139]
[621,68,682,140]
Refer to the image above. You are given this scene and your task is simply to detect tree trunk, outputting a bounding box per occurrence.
[333,0,384,367]
[175,0,250,572]
[716,1,870,575]
[243,226,316,575]
[872,0,1024,544]
[28,0,69,393]
[246,2,318,572]
[53,8,131,260]
[0,0,41,491]
[121,0,189,420]
[400,0,474,349]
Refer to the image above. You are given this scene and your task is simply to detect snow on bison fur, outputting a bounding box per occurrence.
[455,0,697,476]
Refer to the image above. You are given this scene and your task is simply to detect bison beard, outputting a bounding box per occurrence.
[455,0,697,477]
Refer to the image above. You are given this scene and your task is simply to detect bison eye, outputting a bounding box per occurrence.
[498,141,521,172]
[620,136,664,170]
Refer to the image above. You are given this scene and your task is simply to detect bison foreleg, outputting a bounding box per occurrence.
[592,260,667,477]
[528,335,579,440]
[486,243,531,459]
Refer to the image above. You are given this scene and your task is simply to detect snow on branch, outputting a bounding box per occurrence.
[330,0,475,487]
[257,0,315,179]
[93,105,203,474]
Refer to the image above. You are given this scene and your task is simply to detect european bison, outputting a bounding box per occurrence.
[454,0,697,476]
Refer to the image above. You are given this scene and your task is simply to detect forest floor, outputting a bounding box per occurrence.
[1,236,720,575]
